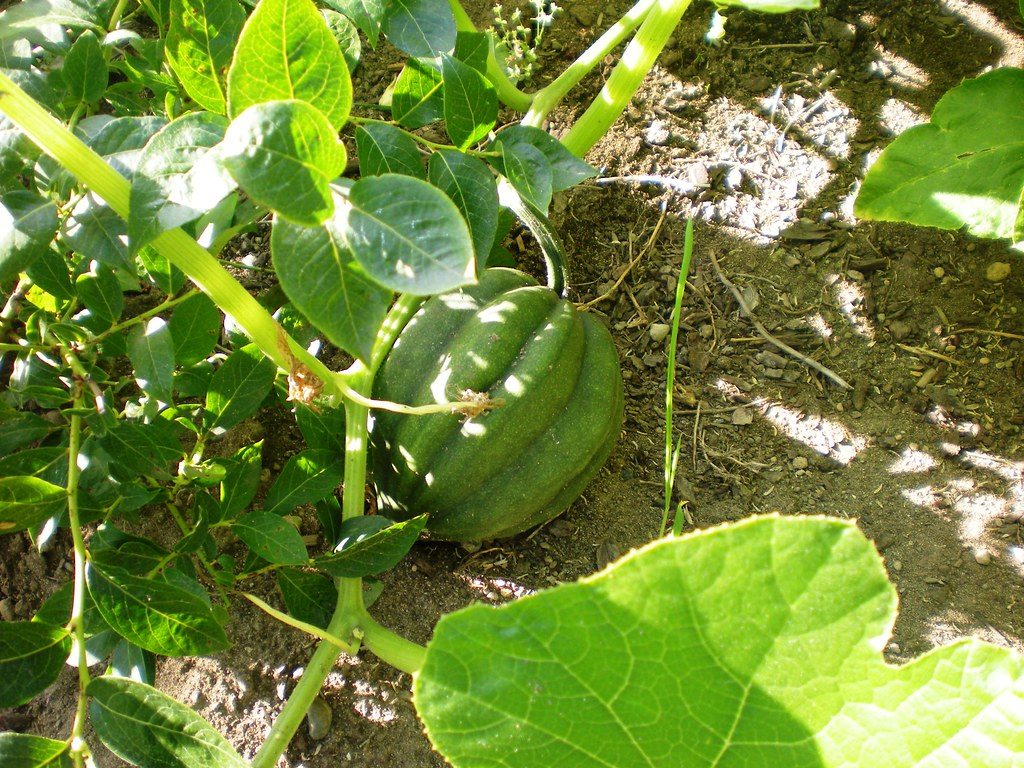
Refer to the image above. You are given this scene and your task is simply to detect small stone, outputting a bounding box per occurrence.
[731,407,754,426]
[888,319,912,341]
[892,560,902,572]
[306,696,333,741]
[933,266,945,279]
[986,261,1011,282]
[0,598,13,622]
[791,456,809,470]
[974,548,992,566]
[886,642,901,654]
[649,323,671,342]
[644,119,672,146]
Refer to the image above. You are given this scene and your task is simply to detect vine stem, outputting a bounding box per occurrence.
[64,382,91,768]
[522,0,656,128]
[560,0,693,157]
[0,71,339,399]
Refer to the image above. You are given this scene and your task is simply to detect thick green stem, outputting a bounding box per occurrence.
[446,0,533,111]
[0,71,340,399]
[560,0,692,157]
[358,611,427,675]
[523,0,656,128]
[64,387,91,767]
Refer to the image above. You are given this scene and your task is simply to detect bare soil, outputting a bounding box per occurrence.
[4,0,1024,765]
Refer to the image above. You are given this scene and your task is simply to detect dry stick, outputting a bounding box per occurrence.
[708,250,852,390]
[580,201,668,309]
[958,328,1024,341]
[896,343,962,366]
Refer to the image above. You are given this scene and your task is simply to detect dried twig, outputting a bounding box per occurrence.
[709,250,852,390]
[957,328,1024,341]
[581,201,668,309]
[896,343,962,366]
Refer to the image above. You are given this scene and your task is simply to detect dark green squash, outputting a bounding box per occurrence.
[369,268,623,541]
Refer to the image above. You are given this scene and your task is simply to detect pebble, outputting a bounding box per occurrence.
[644,120,672,146]
[0,598,12,622]
[731,407,754,426]
[306,696,333,741]
[791,456,809,470]
[649,323,671,342]
[986,261,1011,282]
[974,548,992,566]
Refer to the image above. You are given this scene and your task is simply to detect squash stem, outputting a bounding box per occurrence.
[560,0,692,157]
[522,0,656,128]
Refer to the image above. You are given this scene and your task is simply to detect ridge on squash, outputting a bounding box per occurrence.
[370,268,624,541]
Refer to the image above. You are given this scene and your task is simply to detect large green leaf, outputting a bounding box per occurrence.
[417,515,1024,767]
[382,0,455,58]
[169,292,221,367]
[493,125,596,193]
[98,418,183,481]
[343,173,475,294]
[86,562,229,657]
[220,100,347,226]
[62,30,107,106]
[0,476,66,534]
[0,733,71,768]
[428,150,498,270]
[355,123,424,178]
[129,111,235,254]
[227,0,352,129]
[856,68,1024,244]
[127,317,176,404]
[314,514,426,577]
[262,448,343,515]
[0,190,57,283]
[322,0,385,46]
[391,57,444,129]
[218,440,263,520]
[0,0,117,43]
[89,676,247,768]
[165,0,246,114]
[232,509,308,565]
[204,343,276,434]
[441,54,496,150]
[75,262,123,329]
[271,202,392,362]
[0,621,72,707]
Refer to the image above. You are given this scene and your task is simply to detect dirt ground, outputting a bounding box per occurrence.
[4,0,1024,765]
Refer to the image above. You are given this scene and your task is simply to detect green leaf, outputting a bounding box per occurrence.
[110,640,156,685]
[0,190,57,283]
[345,173,475,294]
[166,0,246,114]
[262,448,343,515]
[0,621,72,707]
[75,262,123,329]
[355,123,424,178]
[219,440,263,520]
[441,54,496,150]
[716,0,818,10]
[322,0,384,46]
[98,419,183,481]
[128,317,176,404]
[296,403,345,453]
[271,210,392,362]
[428,150,498,270]
[129,111,235,254]
[233,509,308,565]
[0,733,71,768]
[138,246,187,295]
[276,568,337,629]
[382,0,455,58]
[314,514,425,577]
[87,562,229,656]
[89,676,247,768]
[0,0,117,44]
[418,515,1024,767]
[391,57,444,129]
[322,8,361,72]
[204,344,276,434]
[169,292,221,366]
[61,194,131,272]
[496,140,552,211]
[0,414,56,457]
[220,100,347,226]
[855,68,1024,242]
[26,249,73,300]
[0,476,66,535]
[227,0,352,129]
[63,30,107,106]
[454,30,488,72]
[494,125,596,192]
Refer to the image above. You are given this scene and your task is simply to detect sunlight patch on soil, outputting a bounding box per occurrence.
[888,448,937,474]
[459,574,537,602]
[942,0,1024,67]
[827,274,876,338]
[877,98,928,136]
[867,43,931,89]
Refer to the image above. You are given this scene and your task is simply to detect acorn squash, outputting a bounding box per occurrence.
[369,268,623,541]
